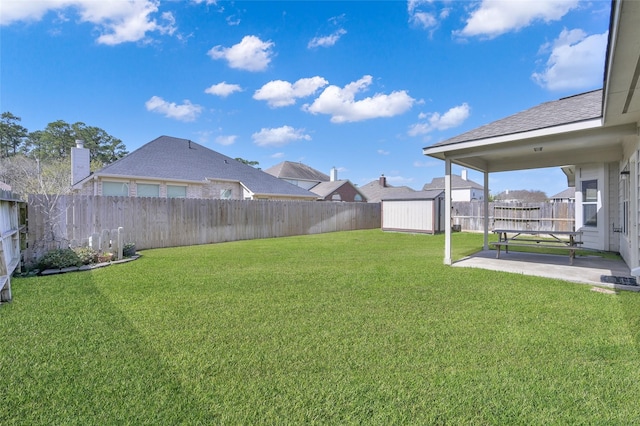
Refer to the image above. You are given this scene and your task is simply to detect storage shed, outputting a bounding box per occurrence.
[381,190,445,234]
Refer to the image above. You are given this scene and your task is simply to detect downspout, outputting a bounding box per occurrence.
[444,158,452,265]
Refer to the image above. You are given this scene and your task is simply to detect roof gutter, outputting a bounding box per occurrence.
[602,0,621,124]
[423,118,603,159]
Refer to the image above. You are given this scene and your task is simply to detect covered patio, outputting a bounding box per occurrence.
[454,250,637,291]
[422,0,640,278]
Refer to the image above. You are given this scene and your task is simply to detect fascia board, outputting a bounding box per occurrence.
[423,118,604,158]
[602,0,622,122]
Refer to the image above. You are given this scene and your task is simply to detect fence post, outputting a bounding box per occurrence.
[100,229,110,254]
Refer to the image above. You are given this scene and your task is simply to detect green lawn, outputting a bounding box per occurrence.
[2,230,640,424]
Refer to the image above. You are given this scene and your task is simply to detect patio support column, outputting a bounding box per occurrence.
[483,171,489,250]
[444,158,452,265]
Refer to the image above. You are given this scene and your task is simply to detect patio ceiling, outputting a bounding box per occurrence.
[423,121,637,173]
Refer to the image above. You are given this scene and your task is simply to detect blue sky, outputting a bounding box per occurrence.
[2,0,611,196]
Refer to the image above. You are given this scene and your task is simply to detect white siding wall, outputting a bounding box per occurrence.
[619,138,640,269]
[382,199,443,233]
[470,188,484,201]
[608,162,620,252]
[451,188,484,202]
[452,189,470,202]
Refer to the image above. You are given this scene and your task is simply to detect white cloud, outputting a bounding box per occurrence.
[226,15,240,26]
[195,130,213,143]
[532,29,608,91]
[387,175,415,185]
[252,126,311,147]
[407,0,443,30]
[215,135,237,146]
[208,35,274,72]
[413,160,440,168]
[303,75,415,123]
[407,0,424,15]
[205,82,243,97]
[2,0,177,45]
[254,77,328,107]
[1,0,66,24]
[308,28,347,48]
[458,0,579,38]
[271,152,285,159]
[408,103,470,136]
[145,96,203,122]
[377,149,390,155]
[410,12,437,29]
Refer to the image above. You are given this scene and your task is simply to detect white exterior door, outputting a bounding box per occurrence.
[575,165,607,251]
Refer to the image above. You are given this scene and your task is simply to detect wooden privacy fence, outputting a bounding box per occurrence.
[1,188,25,302]
[26,195,381,262]
[452,201,575,232]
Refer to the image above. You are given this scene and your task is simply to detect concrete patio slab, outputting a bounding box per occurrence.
[453,250,639,291]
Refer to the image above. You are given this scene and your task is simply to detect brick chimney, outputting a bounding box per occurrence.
[71,140,90,185]
[379,174,386,187]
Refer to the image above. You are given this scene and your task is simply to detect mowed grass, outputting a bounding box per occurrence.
[2,230,640,424]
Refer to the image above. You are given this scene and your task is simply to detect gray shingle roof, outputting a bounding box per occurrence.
[310,180,347,197]
[550,187,575,199]
[423,174,484,191]
[428,89,603,148]
[358,179,415,203]
[264,161,330,182]
[96,136,317,198]
[309,180,366,200]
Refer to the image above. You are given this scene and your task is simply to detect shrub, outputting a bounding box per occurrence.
[38,249,81,270]
[73,247,98,265]
[123,243,136,257]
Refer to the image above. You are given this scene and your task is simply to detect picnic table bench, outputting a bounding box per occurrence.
[491,229,583,265]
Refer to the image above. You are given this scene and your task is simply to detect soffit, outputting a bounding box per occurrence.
[604,0,640,126]
[425,123,636,173]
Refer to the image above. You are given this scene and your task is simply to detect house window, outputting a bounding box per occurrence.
[582,180,598,227]
[354,194,363,202]
[331,194,341,201]
[220,189,232,199]
[167,185,187,198]
[137,183,160,198]
[102,181,129,196]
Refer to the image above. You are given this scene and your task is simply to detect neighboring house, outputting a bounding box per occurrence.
[422,0,640,267]
[493,189,548,203]
[264,161,329,190]
[265,161,366,202]
[423,169,484,201]
[71,136,318,201]
[359,175,416,203]
[309,180,366,202]
[550,188,576,203]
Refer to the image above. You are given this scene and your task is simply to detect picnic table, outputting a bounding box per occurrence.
[491,229,583,265]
